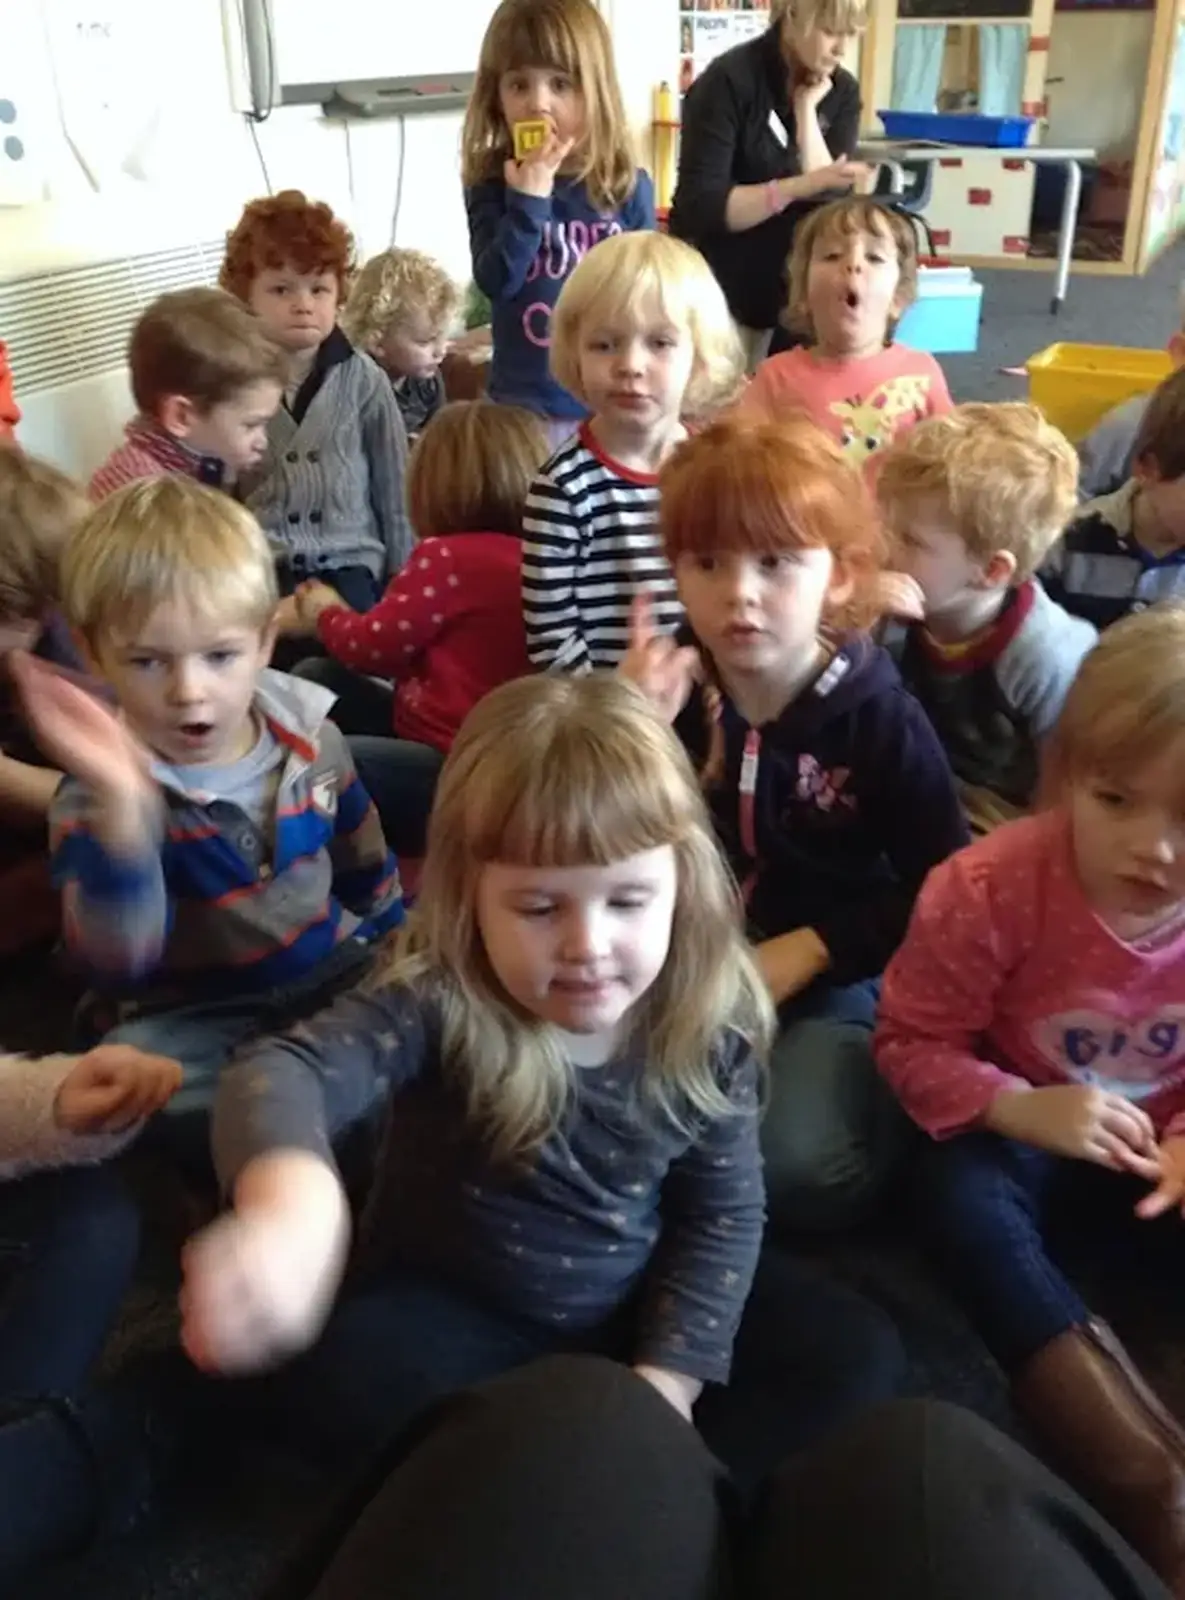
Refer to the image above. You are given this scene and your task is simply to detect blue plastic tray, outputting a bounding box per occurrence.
[876,110,1035,148]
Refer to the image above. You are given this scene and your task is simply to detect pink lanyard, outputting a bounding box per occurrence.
[738,728,761,902]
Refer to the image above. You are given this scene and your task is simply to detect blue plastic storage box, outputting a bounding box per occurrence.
[896,267,983,356]
[876,111,1035,148]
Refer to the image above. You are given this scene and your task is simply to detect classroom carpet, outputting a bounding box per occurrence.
[15,238,1185,1599]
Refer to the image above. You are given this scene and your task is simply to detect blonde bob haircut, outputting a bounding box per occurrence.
[62,477,278,653]
[341,249,462,352]
[408,401,550,539]
[0,447,89,623]
[461,0,636,214]
[1043,605,1185,805]
[773,0,868,34]
[551,232,745,417]
[375,672,773,1165]
[787,198,918,340]
[877,403,1079,581]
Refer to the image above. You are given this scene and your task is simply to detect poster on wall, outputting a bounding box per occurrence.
[1143,16,1185,261]
[679,0,771,96]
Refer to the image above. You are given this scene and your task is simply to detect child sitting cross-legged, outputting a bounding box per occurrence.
[739,197,952,470]
[876,403,1097,832]
[281,400,549,859]
[621,412,970,1234]
[89,287,285,499]
[1044,366,1185,631]
[876,604,1185,1596]
[341,248,461,440]
[18,477,403,1178]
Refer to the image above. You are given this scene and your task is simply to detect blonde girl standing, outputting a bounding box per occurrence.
[522,229,744,672]
[461,0,656,445]
[181,674,904,1482]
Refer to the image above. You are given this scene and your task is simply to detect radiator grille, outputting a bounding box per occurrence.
[0,239,225,395]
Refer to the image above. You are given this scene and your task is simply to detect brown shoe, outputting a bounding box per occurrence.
[1014,1317,1185,1595]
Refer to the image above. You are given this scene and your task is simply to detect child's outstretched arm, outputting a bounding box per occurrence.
[14,652,168,978]
[522,468,593,673]
[361,370,413,576]
[307,540,458,680]
[188,984,433,1373]
[0,1043,181,1180]
[633,1036,764,1414]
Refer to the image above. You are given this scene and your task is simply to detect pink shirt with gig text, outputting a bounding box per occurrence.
[875,808,1185,1141]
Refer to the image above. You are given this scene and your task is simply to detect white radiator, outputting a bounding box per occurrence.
[3,239,225,481]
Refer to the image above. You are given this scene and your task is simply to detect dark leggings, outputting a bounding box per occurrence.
[265,1354,1169,1600]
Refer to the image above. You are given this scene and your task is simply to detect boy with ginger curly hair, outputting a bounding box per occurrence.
[342,248,460,438]
[221,190,412,615]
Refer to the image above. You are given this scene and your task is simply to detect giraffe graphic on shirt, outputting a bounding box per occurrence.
[829,375,935,464]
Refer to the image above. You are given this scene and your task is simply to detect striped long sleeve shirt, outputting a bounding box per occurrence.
[521,425,682,672]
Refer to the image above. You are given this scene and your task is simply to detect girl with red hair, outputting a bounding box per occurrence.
[623,412,968,1233]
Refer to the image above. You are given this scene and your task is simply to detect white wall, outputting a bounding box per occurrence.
[1044,10,1154,160]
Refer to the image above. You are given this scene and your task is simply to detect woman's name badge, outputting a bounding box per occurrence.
[767,109,789,148]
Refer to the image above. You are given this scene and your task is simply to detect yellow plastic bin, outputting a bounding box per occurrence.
[1026,343,1173,442]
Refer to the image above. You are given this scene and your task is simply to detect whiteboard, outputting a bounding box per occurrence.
[269,0,498,86]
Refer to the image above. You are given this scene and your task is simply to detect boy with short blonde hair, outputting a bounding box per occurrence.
[89,287,286,500]
[878,402,1095,824]
[27,476,402,1156]
[342,248,460,438]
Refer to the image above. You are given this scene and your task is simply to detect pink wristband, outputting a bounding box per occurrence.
[766,179,786,215]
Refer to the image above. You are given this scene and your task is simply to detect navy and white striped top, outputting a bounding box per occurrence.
[521,425,682,673]
[1042,480,1185,631]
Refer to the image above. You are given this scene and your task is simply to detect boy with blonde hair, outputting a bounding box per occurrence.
[89,287,285,499]
[341,248,460,438]
[1046,367,1185,630]
[878,403,1095,825]
[1076,279,1185,501]
[22,477,402,1158]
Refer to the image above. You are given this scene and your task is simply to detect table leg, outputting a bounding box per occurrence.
[1051,159,1083,314]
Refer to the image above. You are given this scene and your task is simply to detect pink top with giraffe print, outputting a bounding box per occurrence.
[739,343,953,468]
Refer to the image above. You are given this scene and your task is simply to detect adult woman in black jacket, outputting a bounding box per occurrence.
[670,0,869,362]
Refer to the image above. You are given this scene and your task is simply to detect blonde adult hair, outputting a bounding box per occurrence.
[0,447,89,622]
[129,288,287,416]
[408,401,550,539]
[61,477,277,652]
[374,673,773,1165]
[1043,606,1185,802]
[551,232,745,417]
[877,403,1079,580]
[341,250,462,352]
[461,0,636,213]
[773,0,868,33]
[787,198,918,340]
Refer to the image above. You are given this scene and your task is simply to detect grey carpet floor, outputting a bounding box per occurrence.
[15,240,1185,1597]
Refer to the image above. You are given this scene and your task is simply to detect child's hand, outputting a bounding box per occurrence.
[504,131,575,199]
[618,593,699,724]
[295,579,348,627]
[10,651,154,812]
[873,570,927,622]
[984,1085,1163,1177]
[55,1044,182,1134]
[179,1152,349,1374]
[1137,1135,1185,1219]
[632,1363,701,1422]
[273,596,307,637]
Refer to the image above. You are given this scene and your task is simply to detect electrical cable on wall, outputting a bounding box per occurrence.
[236,0,275,192]
[249,117,273,193]
[389,114,406,244]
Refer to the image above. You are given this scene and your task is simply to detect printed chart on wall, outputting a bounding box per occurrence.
[1143,13,1185,261]
[678,0,771,96]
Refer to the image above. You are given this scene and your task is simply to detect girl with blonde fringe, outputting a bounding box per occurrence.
[877,604,1185,1595]
[181,673,904,1478]
[461,0,655,444]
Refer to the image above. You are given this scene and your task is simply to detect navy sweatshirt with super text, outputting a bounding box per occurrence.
[674,631,971,985]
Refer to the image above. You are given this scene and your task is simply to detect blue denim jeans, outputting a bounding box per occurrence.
[760,978,914,1234]
[102,937,375,1182]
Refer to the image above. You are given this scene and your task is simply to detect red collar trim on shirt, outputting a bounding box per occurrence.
[124,418,224,485]
[915,580,1036,675]
[577,422,660,487]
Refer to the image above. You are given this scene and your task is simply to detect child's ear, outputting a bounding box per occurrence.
[71,626,102,677]
[157,394,197,441]
[1132,453,1161,488]
[260,615,279,666]
[1168,331,1185,368]
[826,556,855,611]
[978,550,1017,590]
